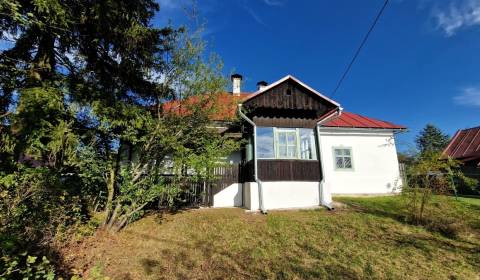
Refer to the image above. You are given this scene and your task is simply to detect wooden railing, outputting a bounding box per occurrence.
[160,159,323,207]
[258,159,320,181]
[241,159,321,182]
[161,164,244,207]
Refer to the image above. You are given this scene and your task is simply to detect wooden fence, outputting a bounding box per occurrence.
[161,164,243,207]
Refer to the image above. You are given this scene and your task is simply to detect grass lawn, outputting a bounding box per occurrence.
[68,196,480,280]
[456,196,480,207]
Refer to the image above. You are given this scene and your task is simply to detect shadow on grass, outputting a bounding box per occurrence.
[338,199,480,266]
[132,230,372,279]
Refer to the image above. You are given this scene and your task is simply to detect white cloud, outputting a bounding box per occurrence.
[453,87,480,107]
[243,5,267,26]
[262,0,286,6]
[434,0,480,36]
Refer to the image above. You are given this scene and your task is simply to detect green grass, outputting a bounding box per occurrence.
[71,196,480,280]
[456,196,480,206]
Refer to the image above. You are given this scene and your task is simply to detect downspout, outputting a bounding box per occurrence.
[238,104,267,214]
[316,107,343,210]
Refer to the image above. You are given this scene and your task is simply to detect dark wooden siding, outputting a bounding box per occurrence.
[256,159,321,182]
[243,79,336,116]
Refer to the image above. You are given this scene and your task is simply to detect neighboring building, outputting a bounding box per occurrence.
[442,126,480,167]
[442,126,480,195]
[166,74,406,211]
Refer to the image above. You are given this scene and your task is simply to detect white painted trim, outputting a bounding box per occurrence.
[320,127,400,134]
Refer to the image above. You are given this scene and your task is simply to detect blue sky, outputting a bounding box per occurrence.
[155,0,480,152]
[1,1,478,152]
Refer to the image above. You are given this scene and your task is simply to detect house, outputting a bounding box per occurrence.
[442,126,480,195]
[202,74,406,211]
[442,126,480,167]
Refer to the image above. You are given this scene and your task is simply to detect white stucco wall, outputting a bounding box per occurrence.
[212,183,243,207]
[244,181,321,210]
[318,128,402,195]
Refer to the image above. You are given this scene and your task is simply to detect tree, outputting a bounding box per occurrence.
[403,151,477,228]
[0,1,240,277]
[415,124,450,154]
[100,27,239,232]
[0,0,178,236]
[1,0,238,233]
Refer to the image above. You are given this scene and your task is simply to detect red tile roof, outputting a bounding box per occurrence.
[443,126,480,163]
[322,112,406,130]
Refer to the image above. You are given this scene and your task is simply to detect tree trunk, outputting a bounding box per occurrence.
[29,31,56,84]
[103,167,116,226]
[106,202,122,230]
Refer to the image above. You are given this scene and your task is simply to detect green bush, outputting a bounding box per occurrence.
[402,152,478,236]
[0,164,97,278]
[0,252,55,280]
[0,165,87,245]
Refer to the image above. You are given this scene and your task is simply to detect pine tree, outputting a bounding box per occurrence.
[415,124,450,154]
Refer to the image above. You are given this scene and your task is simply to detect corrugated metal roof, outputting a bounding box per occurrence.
[443,126,480,162]
[322,112,406,130]
[163,95,406,129]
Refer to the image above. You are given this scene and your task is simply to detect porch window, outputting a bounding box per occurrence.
[334,148,353,170]
[276,129,297,158]
[299,128,316,160]
[257,127,275,158]
[256,127,317,160]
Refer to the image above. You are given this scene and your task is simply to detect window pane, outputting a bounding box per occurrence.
[278,145,287,158]
[277,129,297,159]
[287,132,296,145]
[336,157,344,169]
[300,128,317,160]
[334,148,353,169]
[287,144,297,158]
[287,149,296,158]
[257,127,274,158]
[278,132,287,145]
[344,157,352,168]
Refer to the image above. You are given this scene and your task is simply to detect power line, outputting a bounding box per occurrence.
[330,0,389,98]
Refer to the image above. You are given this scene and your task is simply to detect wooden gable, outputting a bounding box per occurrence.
[242,77,339,128]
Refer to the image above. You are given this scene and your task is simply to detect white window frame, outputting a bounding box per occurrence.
[256,127,318,160]
[274,128,299,159]
[333,147,354,171]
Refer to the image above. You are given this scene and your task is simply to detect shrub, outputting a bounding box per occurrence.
[402,152,477,235]
[0,165,87,245]
[0,252,56,280]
